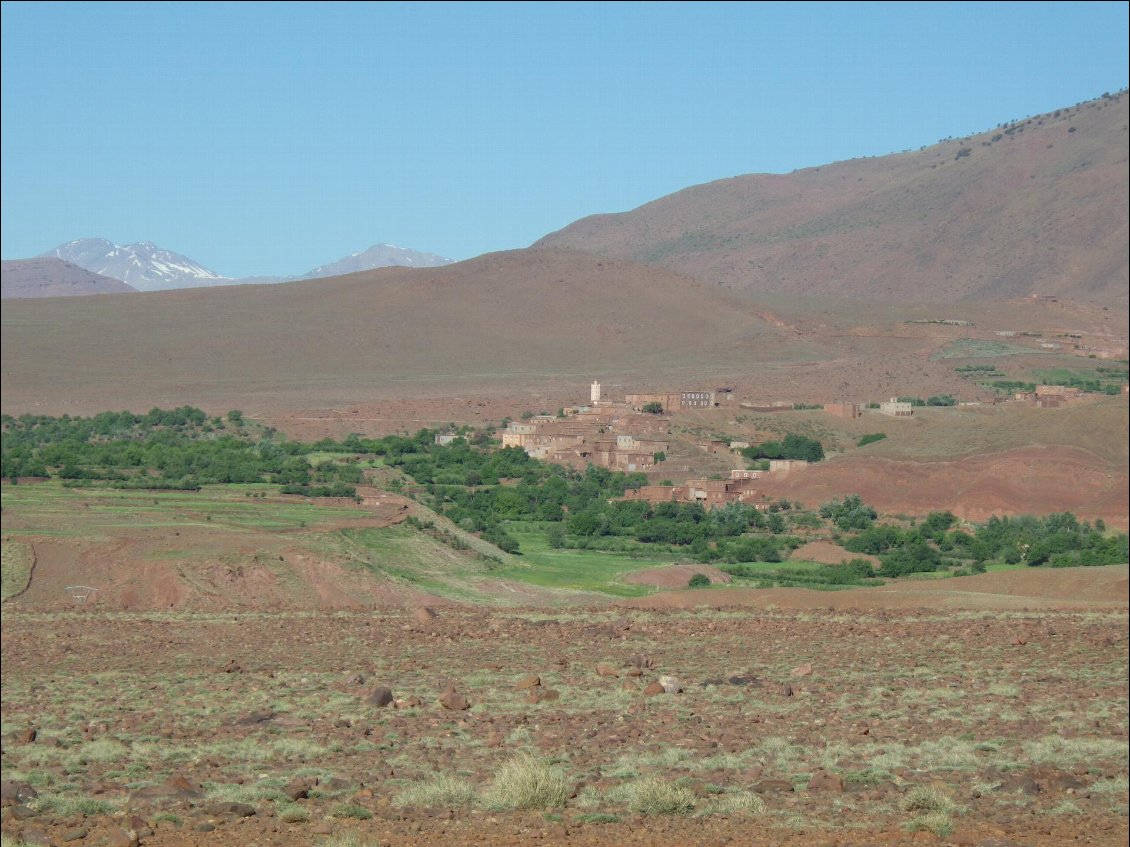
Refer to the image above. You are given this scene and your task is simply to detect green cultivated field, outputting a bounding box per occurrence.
[0,482,370,536]
[493,524,674,597]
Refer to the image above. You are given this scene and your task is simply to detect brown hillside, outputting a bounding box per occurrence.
[536,92,1129,306]
[0,248,805,416]
[759,445,1129,530]
[1,257,135,298]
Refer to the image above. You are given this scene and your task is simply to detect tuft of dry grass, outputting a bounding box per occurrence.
[393,773,476,809]
[605,776,696,815]
[483,752,570,811]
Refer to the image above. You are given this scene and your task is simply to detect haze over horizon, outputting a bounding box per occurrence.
[2,1,1127,278]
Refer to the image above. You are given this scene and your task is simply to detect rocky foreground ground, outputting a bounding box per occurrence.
[2,601,1127,847]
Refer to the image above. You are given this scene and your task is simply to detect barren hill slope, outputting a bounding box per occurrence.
[0,248,805,415]
[537,93,1129,306]
[1,258,135,298]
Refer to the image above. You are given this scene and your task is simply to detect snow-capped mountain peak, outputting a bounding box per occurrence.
[41,238,226,291]
[301,243,453,279]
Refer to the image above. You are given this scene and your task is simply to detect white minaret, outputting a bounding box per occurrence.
[590,381,601,405]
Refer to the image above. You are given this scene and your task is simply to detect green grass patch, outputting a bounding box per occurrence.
[328,525,505,603]
[490,524,668,596]
[931,339,1041,359]
[0,481,370,537]
[720,559,882,590]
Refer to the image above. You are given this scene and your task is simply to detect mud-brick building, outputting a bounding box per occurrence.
[879,398,914,417]
[730,468,763,480]
[825,402,862,419]
[625,390,716,412]
[768,459,809,475]
[622,477,768,508]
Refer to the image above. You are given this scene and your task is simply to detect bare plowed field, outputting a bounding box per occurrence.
[2,600,1126,847]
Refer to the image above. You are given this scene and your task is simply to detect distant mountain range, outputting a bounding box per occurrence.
[301,243,454,278]
[3,239,454,296]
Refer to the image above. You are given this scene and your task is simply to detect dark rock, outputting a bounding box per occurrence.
[999,774,1041,795]
[284,777,313,801]
[807,770,844,793]
[15,828,51,846]
[206,801,256,818]
[754,779,795,794]
[128,774,203,810]
[527,688,560,704]
[780,683,794,697]
[61,827,89,842]
[9,805,40,820]
[1,781,39,807]
[105,827,137,847]
[367,686,395,708]
[439,690,470,711]
[1030,765,1085,792]
[234,710,275,726]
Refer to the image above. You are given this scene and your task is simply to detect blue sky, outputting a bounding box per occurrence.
[2,1,1127,277]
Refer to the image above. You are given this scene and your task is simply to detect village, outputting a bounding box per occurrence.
[430,377,1129,510]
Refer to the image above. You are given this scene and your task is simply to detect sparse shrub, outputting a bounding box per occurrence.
[906,811,954,837]
[394,774,476,808]
[608,776,695,815]
[707,790,765,816]
[688,573,711,588]
[318,835,383,847]
[901,785,961,814]
[33,794,120,817]
[484,753,570,811]
[329,802,373,820]
[277,803,310,822]
[546,523,566,549]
